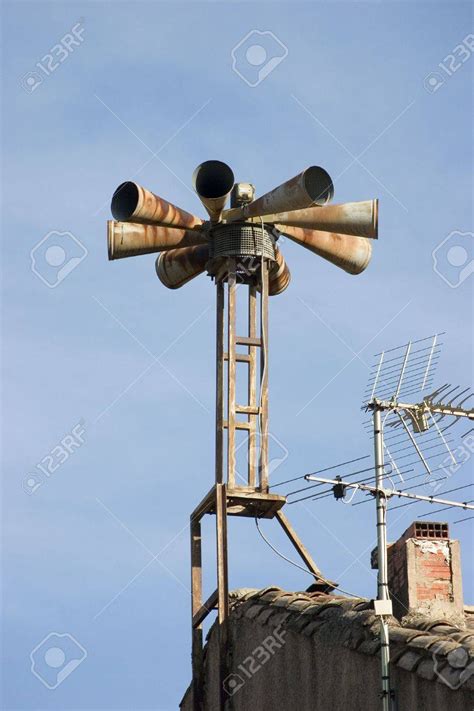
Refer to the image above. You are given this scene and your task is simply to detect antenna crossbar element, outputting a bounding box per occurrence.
[365,334,444,406]
[369,398,474,421]
[304,475,474,511]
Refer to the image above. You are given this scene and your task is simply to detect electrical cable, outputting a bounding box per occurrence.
[453,515,474,524]
[285,464,376,498]
[254,517,361,599]
[418,500,474,518]
[271,454,370,489]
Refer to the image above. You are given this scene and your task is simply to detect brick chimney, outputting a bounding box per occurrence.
[371,521,464,622]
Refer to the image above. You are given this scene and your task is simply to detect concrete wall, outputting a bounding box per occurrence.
[182,616,473,710]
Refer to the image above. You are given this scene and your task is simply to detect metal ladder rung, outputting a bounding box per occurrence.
[235,336,261,347]
[223,420,251,431]
[223,353,251,363]
[235,405,260,415]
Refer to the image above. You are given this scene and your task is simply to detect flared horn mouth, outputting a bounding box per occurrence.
[257,199,378,239]
[111,181,202,229]
[268,247,291,295]
[278,225,372,275]
[107,221,207,261]
[155,244,210,289]
[192,160,235,222]
[223,166,334,221]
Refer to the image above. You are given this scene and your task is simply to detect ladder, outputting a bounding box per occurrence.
[189,258,333,710]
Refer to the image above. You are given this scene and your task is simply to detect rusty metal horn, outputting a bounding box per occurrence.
[268,247,291,296]
[192,160,235,222]
[107,221,207,261]
[258,200,378,239]
[278,226,372,275]
[223,166,334,221]
[111,181,202,229]
[155,244,209,289]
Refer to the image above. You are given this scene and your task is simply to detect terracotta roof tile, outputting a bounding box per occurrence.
[228,587,474,688]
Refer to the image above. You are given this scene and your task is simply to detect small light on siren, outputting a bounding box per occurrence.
[230,182,255,208]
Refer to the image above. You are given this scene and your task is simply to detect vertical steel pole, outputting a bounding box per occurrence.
[259,261,269,492]
[248,286,258,488]
[227,263,237,489]
[215,282,225,485]
[373,406,393,711]
[190,518,203,707]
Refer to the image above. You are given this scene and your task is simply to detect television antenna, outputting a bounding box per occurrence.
[107,160,378,709]
[284,334,473,711]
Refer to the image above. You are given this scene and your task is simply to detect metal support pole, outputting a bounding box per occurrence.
[215,482,229,710]
[259,262,269,492]
[227,264,237,489]
[190,518,203,708]
[374,407,394,711]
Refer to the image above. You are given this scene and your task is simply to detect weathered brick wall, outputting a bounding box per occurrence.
[387,536,463,621]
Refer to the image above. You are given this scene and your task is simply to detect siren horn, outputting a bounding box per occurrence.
[279,225,372,275]
[192,160,235,222]
[223,166,334,222]
[111,181,202,229]
[155,244,209,289]
[267,247,291,296]
[107,221,208,261]
[258,200,378,239]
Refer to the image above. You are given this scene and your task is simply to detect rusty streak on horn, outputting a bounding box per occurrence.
[155,244,210,289]
[278,225,372,275]
[257,199,378,239]
[107,221,207,261]
[223,166,334,221]
[111,181,202,229]
[192,160,235,222]
[268,248,291,296]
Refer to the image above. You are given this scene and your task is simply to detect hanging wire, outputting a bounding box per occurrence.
[453,515,474,524]
[254,518,361,599]
[418,500,474,518]
[285,464,376,499]
[270,454,370,489]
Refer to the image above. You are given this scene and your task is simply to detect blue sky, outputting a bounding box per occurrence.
[2,1,473,708]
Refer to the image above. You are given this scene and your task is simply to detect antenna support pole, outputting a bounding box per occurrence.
[373,406,395,711]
